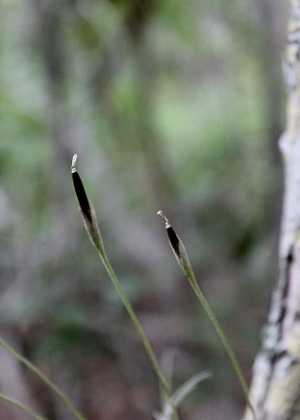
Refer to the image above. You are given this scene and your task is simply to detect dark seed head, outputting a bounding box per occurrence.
[71,154,92,224]
[72,171,92,224]
[71,154,104,250]
[157,210,192,275]
[166,225,180,258]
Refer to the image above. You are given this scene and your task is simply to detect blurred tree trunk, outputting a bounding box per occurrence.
[244,1,300,419]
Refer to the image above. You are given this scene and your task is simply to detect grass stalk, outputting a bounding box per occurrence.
[0,337,86,420]
[71,155,179,420]
[158,211,257,420]
[0,392,47,420]
[183,270,256,420]
[97,248,179,420]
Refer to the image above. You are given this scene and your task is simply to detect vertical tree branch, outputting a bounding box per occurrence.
[244,1,300,419]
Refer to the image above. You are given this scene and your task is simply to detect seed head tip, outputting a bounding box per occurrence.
[71,154,78,173]
[157,210,171,228]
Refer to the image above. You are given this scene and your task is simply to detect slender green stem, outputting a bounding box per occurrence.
[184,265,257,420]
[0,392,48,420]
[157,212,256,419]
[71,158,178,419]
[0,337,86,420]
[96,246,179,420]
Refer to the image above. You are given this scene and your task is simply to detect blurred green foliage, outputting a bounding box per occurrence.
[0,1,286,419]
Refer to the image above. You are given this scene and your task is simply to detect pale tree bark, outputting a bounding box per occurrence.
[244,1,300,419]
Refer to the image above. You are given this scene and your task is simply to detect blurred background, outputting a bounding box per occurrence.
[0,1,287,419]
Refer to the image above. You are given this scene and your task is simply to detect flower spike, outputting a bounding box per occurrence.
[71,155,103,249]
